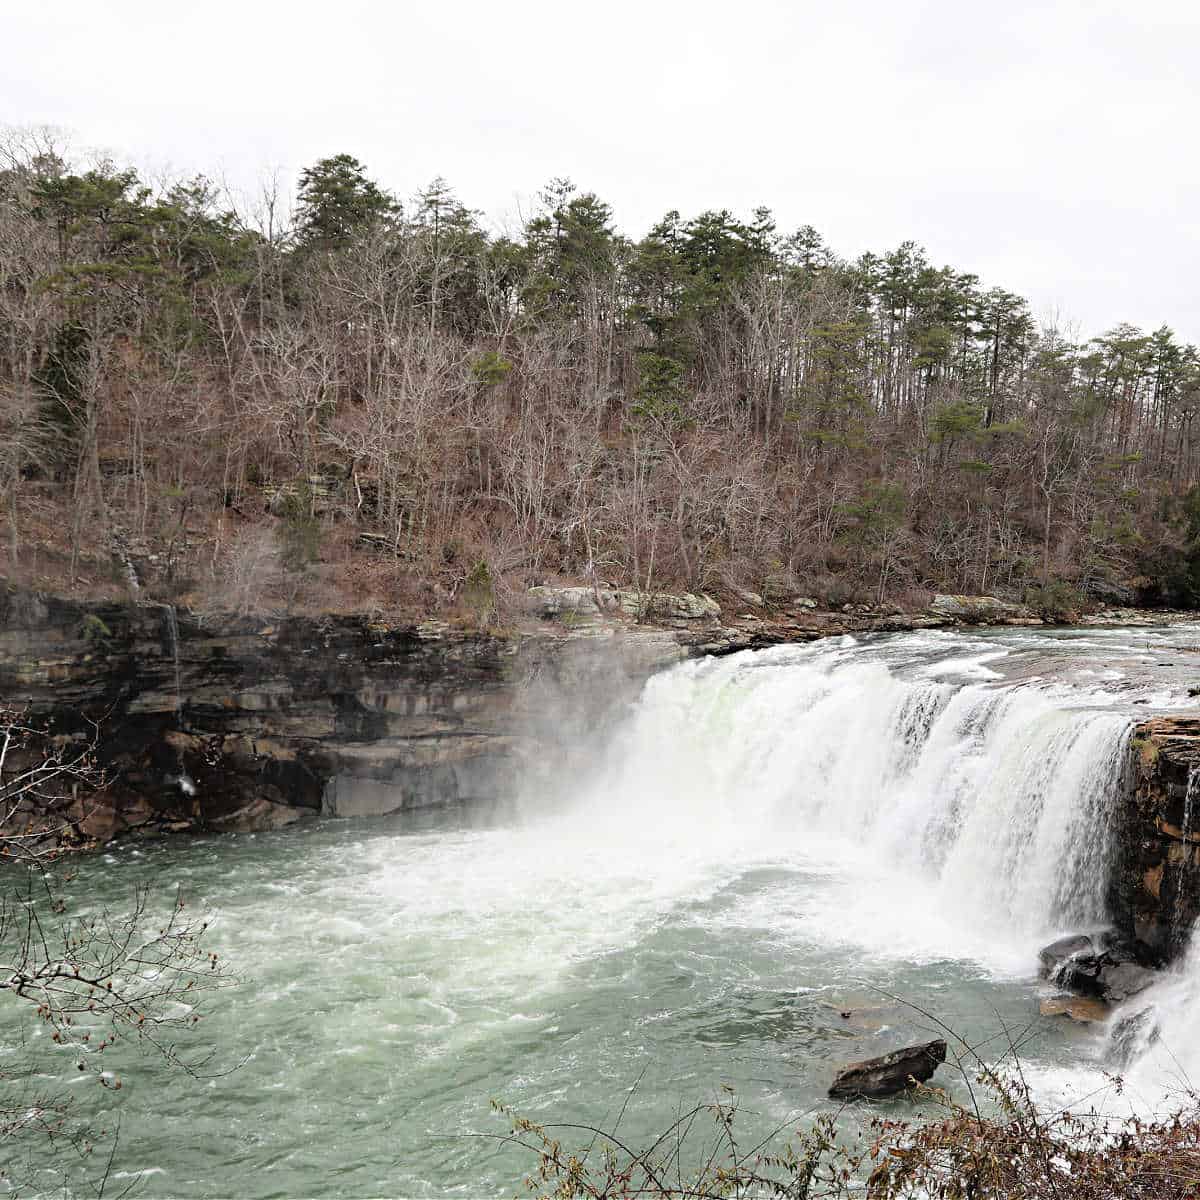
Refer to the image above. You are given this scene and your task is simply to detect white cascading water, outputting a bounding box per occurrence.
[560,635,1131,966]
[1112,764,1200,1103]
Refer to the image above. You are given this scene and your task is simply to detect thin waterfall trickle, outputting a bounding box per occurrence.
[161,603,182,719]
[1172,767,1200,952]
[160,603,195,798]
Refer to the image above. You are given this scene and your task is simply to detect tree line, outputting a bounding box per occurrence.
[3,126,1200,619]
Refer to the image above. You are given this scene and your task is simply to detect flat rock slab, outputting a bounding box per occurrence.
[829,1038,947,1100]
[1040,995,1111,1023]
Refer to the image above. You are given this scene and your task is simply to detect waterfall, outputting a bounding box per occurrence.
[1173,768,1200,950]
[561,634,1133,958]
[160,603,182,719]
[159,604,195,797]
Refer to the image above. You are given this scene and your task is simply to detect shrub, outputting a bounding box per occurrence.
[1024,580,1083,622]
[499,1067,1200,1200]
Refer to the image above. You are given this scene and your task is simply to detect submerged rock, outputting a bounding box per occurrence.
[828,1039,947,1100]
[1039,995,1111,1023]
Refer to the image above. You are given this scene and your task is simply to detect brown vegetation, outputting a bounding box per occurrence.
[3,129,1200,622]
[498,1060,1200,1199]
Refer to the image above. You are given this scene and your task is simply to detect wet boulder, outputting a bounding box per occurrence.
[1096,960,1161,1003]
[829,1039,947,1100]
[1037,931,1160,1003]
[1038,934,1093,974]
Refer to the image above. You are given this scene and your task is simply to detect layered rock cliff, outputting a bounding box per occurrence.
[0,583,1067,847]
[1109,716,1200,960]
[0,588,683,839]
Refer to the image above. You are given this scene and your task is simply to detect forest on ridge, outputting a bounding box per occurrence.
[3,126,1200,622]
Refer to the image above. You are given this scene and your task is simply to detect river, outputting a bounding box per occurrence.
[12,624,1200,1196]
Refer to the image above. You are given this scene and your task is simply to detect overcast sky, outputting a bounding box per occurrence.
[5,0,1197,339]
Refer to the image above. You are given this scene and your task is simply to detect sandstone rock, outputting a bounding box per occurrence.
[829,1039,947,1100]
[641,592,720,621]
[208,798,305,833]
[527,586,721,624]
[1039,995,1110,1023]
[526,586,603,618]
[928,594,1035,624]
[1112,717,1200,960]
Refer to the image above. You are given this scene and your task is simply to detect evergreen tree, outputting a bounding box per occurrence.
[295,154,397,250]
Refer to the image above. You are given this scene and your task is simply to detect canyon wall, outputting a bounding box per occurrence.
[0,588,683,839]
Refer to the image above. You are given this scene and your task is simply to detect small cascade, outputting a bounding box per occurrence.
[1171,767,1200,951]
[159,604,196,798]
[160,603,183,719]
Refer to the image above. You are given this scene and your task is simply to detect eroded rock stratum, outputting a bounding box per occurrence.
[0,589,682,839]
[1110,716,1200,961]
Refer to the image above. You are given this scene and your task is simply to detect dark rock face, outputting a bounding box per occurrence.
[1037,931,1160,1003]
[0,588,682,840]
[828,1039,947,1100]
[1037,934,1093,971]
[1108,717,1200,962]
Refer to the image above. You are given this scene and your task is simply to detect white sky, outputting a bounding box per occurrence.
[5,0,1198,340]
